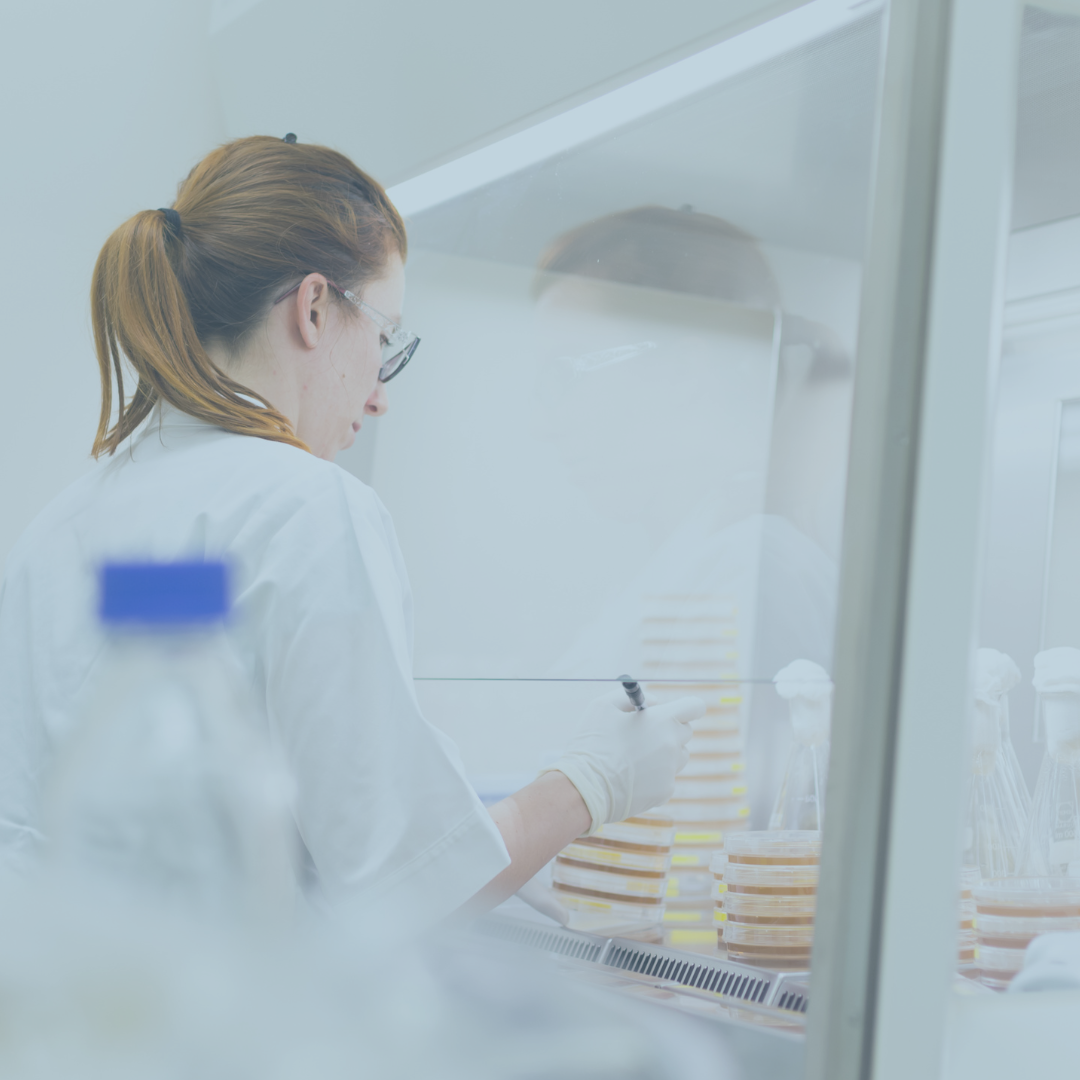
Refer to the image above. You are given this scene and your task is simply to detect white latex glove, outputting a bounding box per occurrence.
[1010,932,1080,992]
[541,689,704,835]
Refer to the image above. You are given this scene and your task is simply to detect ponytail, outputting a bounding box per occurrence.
[90,136,407,458]
[91,209,302,456]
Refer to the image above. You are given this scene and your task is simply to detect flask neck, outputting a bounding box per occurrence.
[1043,693,1080,757]
[971,698,1002,773]
[998,695,1012,737]
[789,696,831,745]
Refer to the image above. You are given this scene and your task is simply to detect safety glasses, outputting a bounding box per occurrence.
[273,280,419,383]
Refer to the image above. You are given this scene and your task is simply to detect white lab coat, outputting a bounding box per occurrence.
[0,406,510,921]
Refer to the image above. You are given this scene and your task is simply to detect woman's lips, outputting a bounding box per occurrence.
[351,421,362,432]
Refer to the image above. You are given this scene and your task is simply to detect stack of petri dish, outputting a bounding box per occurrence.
[553,809,675,933]
[717,831,820,970]
[710,850,727,938]
[973,878,1080,989]
[657,684,750,946]
[634,593,749,948]
[957,866,979,971]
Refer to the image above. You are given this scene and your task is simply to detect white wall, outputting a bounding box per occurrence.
[210,0,812,186]
[0,1,224,569]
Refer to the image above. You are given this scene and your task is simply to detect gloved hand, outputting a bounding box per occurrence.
[541,689,705,835]
[1010,932,1080,993]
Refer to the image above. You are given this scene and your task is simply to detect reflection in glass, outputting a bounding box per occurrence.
[1043,399,1080,651]
[962,649,1029,880]
[362,19,878,968]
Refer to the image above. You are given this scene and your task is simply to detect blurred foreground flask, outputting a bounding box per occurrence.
[962,648,1029,878]
[769,660,832,831]
[1022,648,1080,878]
[44,562,295,920]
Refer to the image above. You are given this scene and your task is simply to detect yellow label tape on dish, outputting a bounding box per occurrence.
[732,786,748,796]
[731,762,746,773]
[671,853,705,867]
[715,882,727,893]
[569,847,623,866]
[714,910,728,923]
[664,910,707,923]
[666,879,679,897]
[668,930,718,946]
[675,832,724,845]
[738,806,750,817]
[573,899,613,912]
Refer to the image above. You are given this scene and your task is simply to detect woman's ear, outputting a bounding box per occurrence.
[292,273,332,350]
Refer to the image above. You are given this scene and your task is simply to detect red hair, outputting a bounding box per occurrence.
[91,136,407,457]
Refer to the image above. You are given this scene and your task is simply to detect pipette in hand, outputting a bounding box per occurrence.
[618,675,646,711]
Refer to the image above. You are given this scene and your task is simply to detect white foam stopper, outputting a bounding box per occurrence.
[774,659,833,702]
[974,647,1020,704]
[774,659,832,745]
[1033,647,1080,695]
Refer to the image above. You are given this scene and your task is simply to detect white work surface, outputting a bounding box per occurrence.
[943,989,1080,1080]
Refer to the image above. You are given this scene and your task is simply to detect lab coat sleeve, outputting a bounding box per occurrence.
[0,571,50,868]
[244,468,510,924]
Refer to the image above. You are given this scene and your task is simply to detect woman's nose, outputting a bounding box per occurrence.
[365,382,388,417]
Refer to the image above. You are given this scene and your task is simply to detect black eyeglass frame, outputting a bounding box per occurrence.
[273,280,420,383]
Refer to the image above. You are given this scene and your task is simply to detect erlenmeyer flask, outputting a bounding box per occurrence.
[769,660,832,831]
[984,648,1032,816]
[962,649,1029,878]
[1021,647,1080,878]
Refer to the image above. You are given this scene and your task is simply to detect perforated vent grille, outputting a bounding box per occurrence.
[774,989,809,1014]
[477,917,606,963]
[603,942,772,1004]
[476,916,810,1018]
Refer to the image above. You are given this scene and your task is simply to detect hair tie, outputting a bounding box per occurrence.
[283,132,297,144]
[158,207,181,237]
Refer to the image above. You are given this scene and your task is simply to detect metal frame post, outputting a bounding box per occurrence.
[805,0,1019,1077]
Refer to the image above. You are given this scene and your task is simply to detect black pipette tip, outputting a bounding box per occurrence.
[618,675,646,710]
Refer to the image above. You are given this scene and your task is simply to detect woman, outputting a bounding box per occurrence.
[0,137,701,921]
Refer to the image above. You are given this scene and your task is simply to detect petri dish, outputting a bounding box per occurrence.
[666,799,752,824]
[674,827,738,848]
[663,903,715,926]
[723,923,815,947]
[976,943,1026,977]
[687,736,748,760]
[556,891,666,930]
[593,813,675,849]
[973,878,1080,918]
[686,727,743,748]
[666,866,713,898]
[723,891,817,921]
[563,839,672,874]
[672,847,718,869]
[724,831,822,864]
[975,911,1080,946]
[680,755,748,780]
[673,776,749,799]
[553,858,668,899]
[723,863,820,891]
